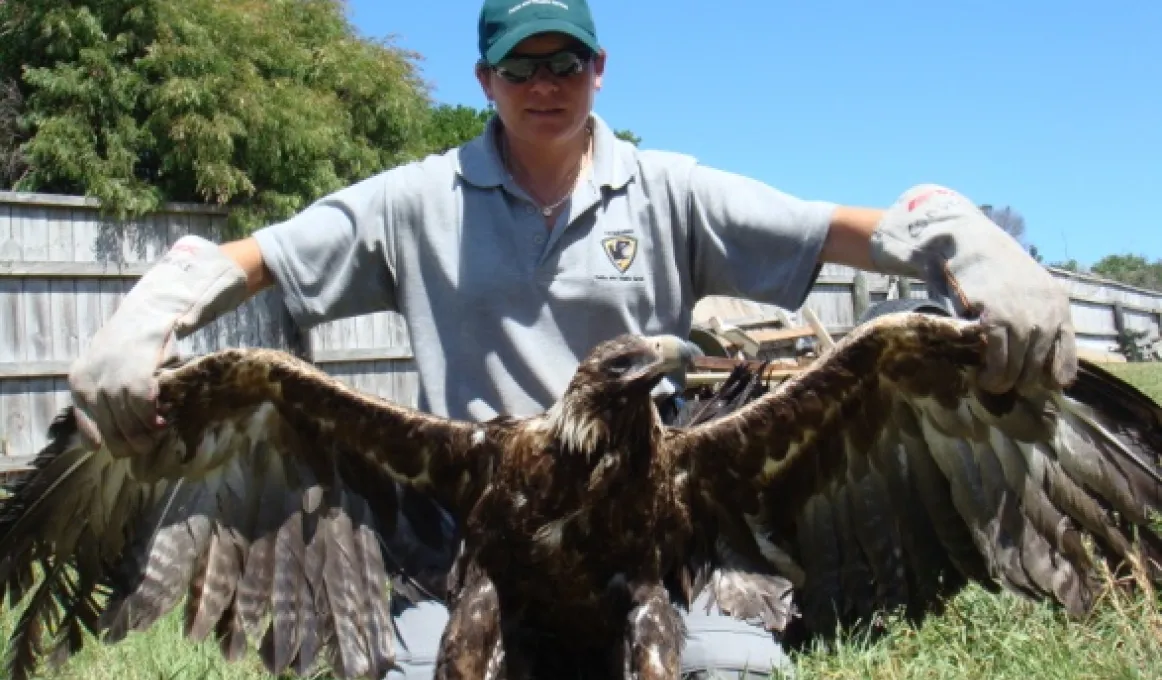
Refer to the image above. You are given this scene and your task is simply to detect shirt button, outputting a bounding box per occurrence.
[526,205,536,215]
[533,234,545,245]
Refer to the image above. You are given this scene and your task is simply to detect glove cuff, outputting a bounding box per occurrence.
[868,184,1027,315]
[123,235,251,340]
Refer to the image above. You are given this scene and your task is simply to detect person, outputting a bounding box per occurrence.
[66,0,1077,677]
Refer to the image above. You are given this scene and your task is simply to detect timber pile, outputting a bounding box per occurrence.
[686,309,833,389]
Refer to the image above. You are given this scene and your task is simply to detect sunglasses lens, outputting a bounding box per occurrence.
[494,50,588,83]
[495,59,537,83]
[547,52,584,77]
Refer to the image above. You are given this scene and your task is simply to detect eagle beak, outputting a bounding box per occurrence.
[645,335,703,376]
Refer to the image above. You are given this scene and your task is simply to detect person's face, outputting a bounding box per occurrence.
[477,32,605,148]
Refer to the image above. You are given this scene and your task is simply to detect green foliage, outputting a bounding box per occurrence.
[0,0,645,233]
[0,78,25,185]
[1090,253,1162,293]
[614,128,641,146]
[417,107,642,154]
[424,103,492,154]
[1048,255,1162,294]
[0,0,433,234]
[1049,258,1083,273]
[1116,328,1153,362]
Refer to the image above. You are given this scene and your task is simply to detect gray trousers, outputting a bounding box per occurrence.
[384,590,796,679]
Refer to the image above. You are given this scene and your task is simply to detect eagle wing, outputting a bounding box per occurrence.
[669,312,1162,640]
[0,347,498,680]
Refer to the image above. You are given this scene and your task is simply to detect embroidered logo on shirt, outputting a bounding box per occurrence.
[602,235,638,273]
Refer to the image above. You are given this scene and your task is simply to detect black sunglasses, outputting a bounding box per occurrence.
[491,49,592,84]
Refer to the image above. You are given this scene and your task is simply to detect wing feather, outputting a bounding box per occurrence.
[263,488,307,675]
[6,558,65,680]
[675,312,1162,642]
[846,465,908,615]
[295,484,330,676]
[866,419,962,621]
[235,444,284,638]
[833,483,880,627]
[351,499,395,675]
[0,347,501,680]
[891,402,996,588]
[794,493,842,635]
[321,486,372,678]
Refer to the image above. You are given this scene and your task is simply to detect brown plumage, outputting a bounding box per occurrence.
[1,312,1160,679]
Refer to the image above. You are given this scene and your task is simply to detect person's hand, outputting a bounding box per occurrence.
[68,236,251,456]
[870,184,1077,394]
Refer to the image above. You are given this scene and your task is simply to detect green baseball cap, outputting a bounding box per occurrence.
[477,0,600,66]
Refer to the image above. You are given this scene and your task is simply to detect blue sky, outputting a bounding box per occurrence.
[347,0,1160,266]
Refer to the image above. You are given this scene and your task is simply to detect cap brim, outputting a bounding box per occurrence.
[484,18,600,65]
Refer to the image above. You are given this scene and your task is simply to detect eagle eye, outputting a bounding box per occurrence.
[603,354,636,376]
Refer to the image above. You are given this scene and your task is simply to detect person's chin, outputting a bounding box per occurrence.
[519,109,585,140]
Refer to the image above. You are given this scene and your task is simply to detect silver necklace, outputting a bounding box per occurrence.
[501,125,592,217]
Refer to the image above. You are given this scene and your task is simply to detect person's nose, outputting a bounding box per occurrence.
[527,66,560,95]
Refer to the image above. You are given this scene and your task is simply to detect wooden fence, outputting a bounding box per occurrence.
[697,263,1162,357]
[2,190,1159,465]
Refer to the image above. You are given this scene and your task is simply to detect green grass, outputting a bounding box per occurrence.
[2,363,1161,680]
[0,606,275,680]
[787,582,1161,680]
[1102,361,1162,404]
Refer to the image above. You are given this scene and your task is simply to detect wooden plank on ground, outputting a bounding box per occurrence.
[746,326,817,345]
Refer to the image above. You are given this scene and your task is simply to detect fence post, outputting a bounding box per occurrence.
[1111,303,1135,360]
[1112,303,1127,336]
[851,271,870,321]
[896,276,912,300]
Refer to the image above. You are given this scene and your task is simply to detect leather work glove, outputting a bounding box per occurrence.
[67,235,251,456]
[869,184,1078,395]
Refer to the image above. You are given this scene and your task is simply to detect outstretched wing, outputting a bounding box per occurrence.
[0,347,499,680]
[669,312,1162,641]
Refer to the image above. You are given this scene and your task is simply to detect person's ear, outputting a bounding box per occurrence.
[475,61,495,101]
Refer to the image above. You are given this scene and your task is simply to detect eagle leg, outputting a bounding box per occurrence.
[622,582,685,680]
[434,567,503,680]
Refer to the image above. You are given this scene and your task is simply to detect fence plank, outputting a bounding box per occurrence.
[0,277,20,364]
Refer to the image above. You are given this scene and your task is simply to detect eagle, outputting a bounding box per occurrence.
[0,311,1159,680]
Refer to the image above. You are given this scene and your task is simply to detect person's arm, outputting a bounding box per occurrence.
[683,163,836,312]
[68,164,414,458]
[817,206,883,271]
[826,185,1077,394]
[67,234,254,454]
[682,162,1076,395]
[220,236,276,295]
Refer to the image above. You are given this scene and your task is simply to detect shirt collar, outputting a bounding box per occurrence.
[456,112,637,191]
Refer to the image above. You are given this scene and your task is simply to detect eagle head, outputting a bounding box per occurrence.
[546,334,701,455]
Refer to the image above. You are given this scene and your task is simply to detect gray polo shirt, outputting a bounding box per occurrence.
[253,114,835,422]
